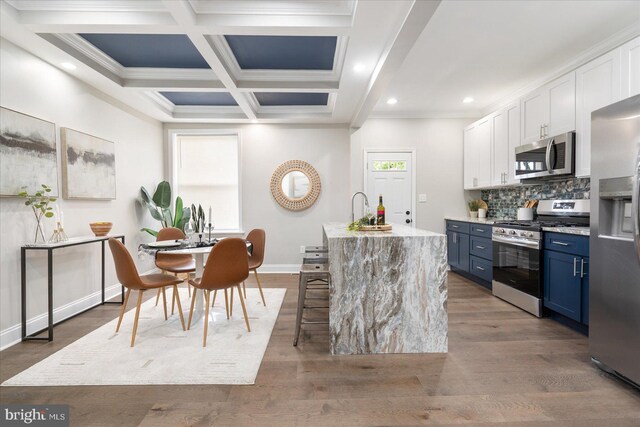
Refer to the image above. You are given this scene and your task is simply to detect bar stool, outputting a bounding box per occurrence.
[303,251,328,264]
[305,246,328,253]
[293,263,330,346]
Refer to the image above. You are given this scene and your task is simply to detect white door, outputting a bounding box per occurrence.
[475,117,492,188]
[506,102,521,184]
[463,125,476,189]
[621,35,640,98]
[491,109,507,186]
[546,71,576,137]
[521,87,547,144]
[366,151,413,226]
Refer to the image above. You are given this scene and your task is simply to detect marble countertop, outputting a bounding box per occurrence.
[323,222,445,239]
[542,226,590,236]
[444,216,505,225]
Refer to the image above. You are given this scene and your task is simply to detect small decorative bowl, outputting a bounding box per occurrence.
[90,222,112,237]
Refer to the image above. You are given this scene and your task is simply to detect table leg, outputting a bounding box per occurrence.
[21,248,26,341]
[47,249,53,341]
[101,240,106,304]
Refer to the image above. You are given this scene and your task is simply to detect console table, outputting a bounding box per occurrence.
[21,234,125,342]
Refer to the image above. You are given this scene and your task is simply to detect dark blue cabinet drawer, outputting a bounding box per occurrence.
[470,255,492,282]
[469,236,492,260]
[470,223,492,237]
[446,220,470,234]
[544,232,589,257]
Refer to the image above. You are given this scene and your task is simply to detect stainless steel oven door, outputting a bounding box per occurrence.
[515,132,575,179]
[492,237,542,298]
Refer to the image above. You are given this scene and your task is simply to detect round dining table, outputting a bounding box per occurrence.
[140,239,252,324]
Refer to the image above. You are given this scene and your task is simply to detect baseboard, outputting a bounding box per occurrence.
[258,264,300,274]
[0,268,158,351]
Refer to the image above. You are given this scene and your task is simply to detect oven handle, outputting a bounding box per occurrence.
[545,138,554,173]
[492,235,540,249]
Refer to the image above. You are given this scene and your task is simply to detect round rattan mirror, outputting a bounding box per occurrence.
[270,160,321,211]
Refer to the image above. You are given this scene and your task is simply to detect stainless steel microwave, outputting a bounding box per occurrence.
[514,132,575,180]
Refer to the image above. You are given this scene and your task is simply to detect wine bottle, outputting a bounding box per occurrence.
[377,194,385,225]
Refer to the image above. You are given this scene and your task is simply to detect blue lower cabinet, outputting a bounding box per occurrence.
[543,244,589,325]
[544,250,582,322]
[470,255,492,282]
[446,230,469,273]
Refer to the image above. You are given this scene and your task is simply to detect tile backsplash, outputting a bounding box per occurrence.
[480,177,590,219]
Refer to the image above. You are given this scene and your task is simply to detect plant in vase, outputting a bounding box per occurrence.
[139,181,190,237]
[18,184,56,244]
[468,200,480,218]
[190,204,205,243]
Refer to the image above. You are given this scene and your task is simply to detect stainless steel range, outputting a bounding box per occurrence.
[492,199,589,317]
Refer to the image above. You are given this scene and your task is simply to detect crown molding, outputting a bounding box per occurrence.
[368,110,482,120]
[188,0,355,17]
[6,0,167,12]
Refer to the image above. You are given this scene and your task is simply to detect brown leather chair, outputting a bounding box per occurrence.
[154,227,195,311]
[187,238,250,347]
[108,238,186,347]
[244,229,267,306]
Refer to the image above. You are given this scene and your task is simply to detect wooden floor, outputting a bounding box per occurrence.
[1,272,639,426]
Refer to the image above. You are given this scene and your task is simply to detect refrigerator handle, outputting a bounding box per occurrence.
[633,146,640,263]
[545,138,554,173]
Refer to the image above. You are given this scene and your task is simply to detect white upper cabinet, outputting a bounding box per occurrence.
[575,49,622,177]
[491,102,521,187]
[621,36,640,98]
[521,72,576,145]
[463,116,492,190]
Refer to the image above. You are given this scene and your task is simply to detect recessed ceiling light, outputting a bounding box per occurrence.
[61,62,76,70]
[463,97,474,103]
[386,98,398,105]
[353,63,366,73]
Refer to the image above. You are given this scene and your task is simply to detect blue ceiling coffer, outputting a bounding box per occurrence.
[224,35,337,70]
[254,92,329,106]
[79,34,210,69]
[160,92,238,106]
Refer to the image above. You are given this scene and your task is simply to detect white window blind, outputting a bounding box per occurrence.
[176,134,240,231]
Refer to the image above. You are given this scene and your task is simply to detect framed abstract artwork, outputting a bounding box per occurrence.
[0,107,59,196]
[61,127,116,200]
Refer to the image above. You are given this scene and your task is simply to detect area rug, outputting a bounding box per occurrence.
[2,288,286,386]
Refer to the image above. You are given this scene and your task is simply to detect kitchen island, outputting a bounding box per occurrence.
[323,223,448,355]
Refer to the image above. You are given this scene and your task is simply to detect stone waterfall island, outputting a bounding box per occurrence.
[323,223,448,355]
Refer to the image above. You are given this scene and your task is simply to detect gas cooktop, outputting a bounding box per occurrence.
[492,220,588,230]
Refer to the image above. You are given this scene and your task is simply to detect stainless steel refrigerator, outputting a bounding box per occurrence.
[590,94,640,388]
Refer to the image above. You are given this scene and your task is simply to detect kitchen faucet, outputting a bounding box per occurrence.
[351,191,370,222]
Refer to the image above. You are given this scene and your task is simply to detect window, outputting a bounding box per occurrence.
[174,133,240,232]
[372,160,407,171]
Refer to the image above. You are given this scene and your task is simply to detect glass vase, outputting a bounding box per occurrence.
[33,215,46,244]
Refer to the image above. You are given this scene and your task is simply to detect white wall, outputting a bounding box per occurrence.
[350,118,476,234]
[0,39,164,348]
[164,123,351,270]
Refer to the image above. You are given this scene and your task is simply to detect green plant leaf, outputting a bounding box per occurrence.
[50,198,57,202]
[179,207,191,230]
[44,212,54,218]
[161,207,173,227]
[147,204,164,222]
[152,181,171,209]
[173,197,183,227]
[140,227,158,237]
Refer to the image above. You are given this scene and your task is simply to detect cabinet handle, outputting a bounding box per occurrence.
[475,228,485,232]
[476,245,486,250]
[580,258,586,278]
[544,124,549,137]
[452,225,459,229]
[539,125,543,139]
[573,257,577,277]
[552,240,569,246]
[453,232,457,244]
[476,266,485,271]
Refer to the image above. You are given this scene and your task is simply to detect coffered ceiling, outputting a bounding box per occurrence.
[0,0,440,125]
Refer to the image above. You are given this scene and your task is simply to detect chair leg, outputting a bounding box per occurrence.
[212,290,217,307]
[116,288,131,333]
[203,290,211,347]
[188,283,191,298]
[243,281,247,299]
[161,287,168,320]
[154,288,161,306]
[223,289,230,320]
[253,269,266,306]
[173,285,186,331]
[230,285,234,317]
[131,290,144,347]
[187,287,197,330]
[171,288,176,315]
[294,273,307,346]
[237,285,251,332]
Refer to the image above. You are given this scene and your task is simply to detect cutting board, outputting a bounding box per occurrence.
[358,224,392,231]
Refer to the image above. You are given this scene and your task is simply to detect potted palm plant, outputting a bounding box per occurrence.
[468,200,480,218]
[139,181,190,237]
